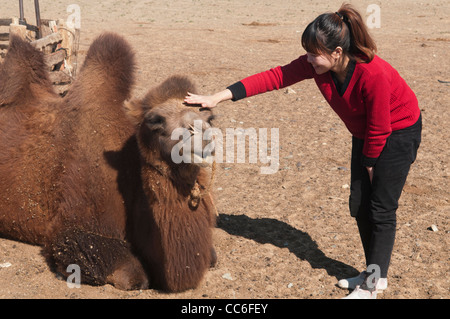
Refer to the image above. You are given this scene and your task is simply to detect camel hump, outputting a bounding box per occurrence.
[0,35,55,107]
[70,32,135,105]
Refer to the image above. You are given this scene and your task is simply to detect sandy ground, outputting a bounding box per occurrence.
[0,0,449,300]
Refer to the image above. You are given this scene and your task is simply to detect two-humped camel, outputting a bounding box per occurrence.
[0,33,216,292]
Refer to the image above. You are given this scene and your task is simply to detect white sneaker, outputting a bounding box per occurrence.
[342,285,377,299]
[338,272,388,291]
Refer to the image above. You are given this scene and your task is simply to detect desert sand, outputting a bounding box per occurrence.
[0,0,448,299]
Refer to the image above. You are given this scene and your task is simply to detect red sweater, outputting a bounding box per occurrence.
[227,54,420,166]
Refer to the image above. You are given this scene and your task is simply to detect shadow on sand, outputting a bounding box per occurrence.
[217,213,359,280]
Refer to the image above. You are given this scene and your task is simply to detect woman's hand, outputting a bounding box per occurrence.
[184,93,219,108]
[184,89,233,109]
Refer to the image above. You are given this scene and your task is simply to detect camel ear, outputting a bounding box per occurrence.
[123,98,144,127]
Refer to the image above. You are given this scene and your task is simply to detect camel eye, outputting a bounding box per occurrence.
[144,114,165,131]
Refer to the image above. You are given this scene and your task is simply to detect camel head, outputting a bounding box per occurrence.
[125,76,215,177]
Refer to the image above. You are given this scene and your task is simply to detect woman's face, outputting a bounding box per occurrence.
[306,52,335,75]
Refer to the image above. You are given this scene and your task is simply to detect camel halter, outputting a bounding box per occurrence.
[189,160,218,216]
[147,158,218,216]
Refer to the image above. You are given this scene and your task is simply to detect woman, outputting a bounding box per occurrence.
[185,3,421,299]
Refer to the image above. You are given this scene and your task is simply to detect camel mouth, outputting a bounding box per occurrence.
[171,130,216,167]
[171,144,215,167]
[192,152,215,168]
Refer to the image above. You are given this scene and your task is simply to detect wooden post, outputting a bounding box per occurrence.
[19,0,25,24]
[30,32,62,49]
[34,0,42,39]
[0,19,13,26]
[9,17,27,40]
[58,19,80,78]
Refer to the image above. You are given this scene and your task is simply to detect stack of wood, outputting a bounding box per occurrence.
[0,17,80,95]
[0,19,12,59]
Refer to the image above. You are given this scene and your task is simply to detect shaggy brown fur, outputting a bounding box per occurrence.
[125,76,217,292]
[0,33,216,292]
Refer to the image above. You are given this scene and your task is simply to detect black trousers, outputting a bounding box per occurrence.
[349,115,422,278]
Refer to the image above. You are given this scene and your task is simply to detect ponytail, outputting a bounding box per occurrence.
[302,3,377,63]
[337,3,377,62]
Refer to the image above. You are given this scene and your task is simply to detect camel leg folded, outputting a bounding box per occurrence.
[44,228,149,290]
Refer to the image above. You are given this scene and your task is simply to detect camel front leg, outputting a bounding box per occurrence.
[44,228,149,290]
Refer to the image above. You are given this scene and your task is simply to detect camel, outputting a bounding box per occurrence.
[0,32,217,292]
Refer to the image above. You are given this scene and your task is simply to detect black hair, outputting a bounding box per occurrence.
[301,3,377,62]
